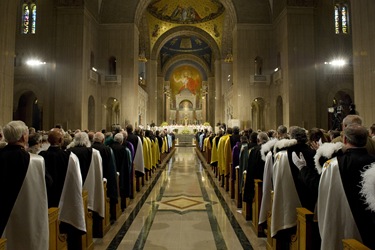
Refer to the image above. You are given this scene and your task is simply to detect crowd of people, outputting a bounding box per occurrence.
[196,115,375,250]
[0,121,175,250]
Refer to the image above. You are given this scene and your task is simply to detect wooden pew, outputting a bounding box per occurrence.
[242,171,251,220]
[342,239,371,250]
[92,181,111,238]
[230,163,235,199]
[290,207,319,250]
[82,190,93,250]
[115,173,122,219]
[266,191,275,250]
[234,166,242,208]
[48,207,67,250]
[252,179,265,237]
[0,238,6,250]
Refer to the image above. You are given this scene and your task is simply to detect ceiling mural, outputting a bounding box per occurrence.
[160,35,212,69]
[146,0,225,54]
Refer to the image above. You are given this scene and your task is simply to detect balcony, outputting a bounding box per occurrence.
[250,75,270,86]
[101,75,121,86]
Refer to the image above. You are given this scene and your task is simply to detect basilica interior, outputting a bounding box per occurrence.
[0,0,374,132]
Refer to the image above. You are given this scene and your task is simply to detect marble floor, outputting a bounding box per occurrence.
[93,146,267,250]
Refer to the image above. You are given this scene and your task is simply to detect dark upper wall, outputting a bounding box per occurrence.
[233,0,271,24]
[99,0,138,23]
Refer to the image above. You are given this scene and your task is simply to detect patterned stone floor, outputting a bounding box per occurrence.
[93,147,267,250]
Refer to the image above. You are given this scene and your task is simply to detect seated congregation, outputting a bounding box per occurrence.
[0,121,174,250]
[197,114,375,250]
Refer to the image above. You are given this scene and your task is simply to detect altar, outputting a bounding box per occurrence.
[160,125,212,134]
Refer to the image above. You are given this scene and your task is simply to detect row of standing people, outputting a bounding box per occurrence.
[0,121,173,250]
[198,115,375,250]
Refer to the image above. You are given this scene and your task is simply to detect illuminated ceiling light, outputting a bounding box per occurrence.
[274,67,279,72]
[324,59,346,66]
[91,67,97,72]
[26,59,46,66]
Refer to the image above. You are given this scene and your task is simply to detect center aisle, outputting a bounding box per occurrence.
[94,147,267,250]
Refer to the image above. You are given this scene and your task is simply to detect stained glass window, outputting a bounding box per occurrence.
[31,4,37,34]
[21,1,37,34]
[22,4,30,34]
[334,3,349,35]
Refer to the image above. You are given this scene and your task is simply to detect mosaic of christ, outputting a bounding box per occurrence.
[170,66,202,96]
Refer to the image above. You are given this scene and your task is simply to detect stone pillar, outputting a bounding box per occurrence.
[351,0,375,126]
[214,60,223,125]
[147,59,158,125]
[54,5,85,130]
[157,76,164,125]
[120,24,139,127]
[208,76,215,127]
[0,0,17,125]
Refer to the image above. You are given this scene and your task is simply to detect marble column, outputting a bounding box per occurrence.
[0,0,17,125]
[351,0,375,126]
[214,60,223,125]
[147,59,158,125]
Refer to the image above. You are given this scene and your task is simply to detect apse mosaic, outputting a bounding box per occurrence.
[146,0,225,54]
[147,0,224,24]
[170,65,202,98]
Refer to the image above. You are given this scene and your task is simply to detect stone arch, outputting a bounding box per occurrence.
[13,91,42,130]
[88,96,95,131]
[151,26,221,61]
[105,97,120,131]
[251,97,265,131]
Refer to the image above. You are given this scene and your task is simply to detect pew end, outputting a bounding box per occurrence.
[234,166,242,208]
[0,238,6,250]
[342,239,371,250]
[242,172,251,220]
[92,181,111,238]
[48,207,67,250]
[252,179,266,237]
[82,190,94,250]
[290,207,320,250]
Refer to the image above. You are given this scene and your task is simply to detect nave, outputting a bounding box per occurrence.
[93,146,266,250]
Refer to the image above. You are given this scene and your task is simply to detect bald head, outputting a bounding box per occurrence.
[93,132,105,143]
[48,128,63,146]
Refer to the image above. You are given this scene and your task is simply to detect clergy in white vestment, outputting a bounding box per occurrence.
[0,120,49,250]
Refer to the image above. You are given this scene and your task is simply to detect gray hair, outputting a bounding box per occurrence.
[289,126,308,144]
[344,124,368,147]
[114,133,124,143]
[257,132,269,144]
[71,132,91,147]
[343,115,363,128]
[3,120,28,144]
